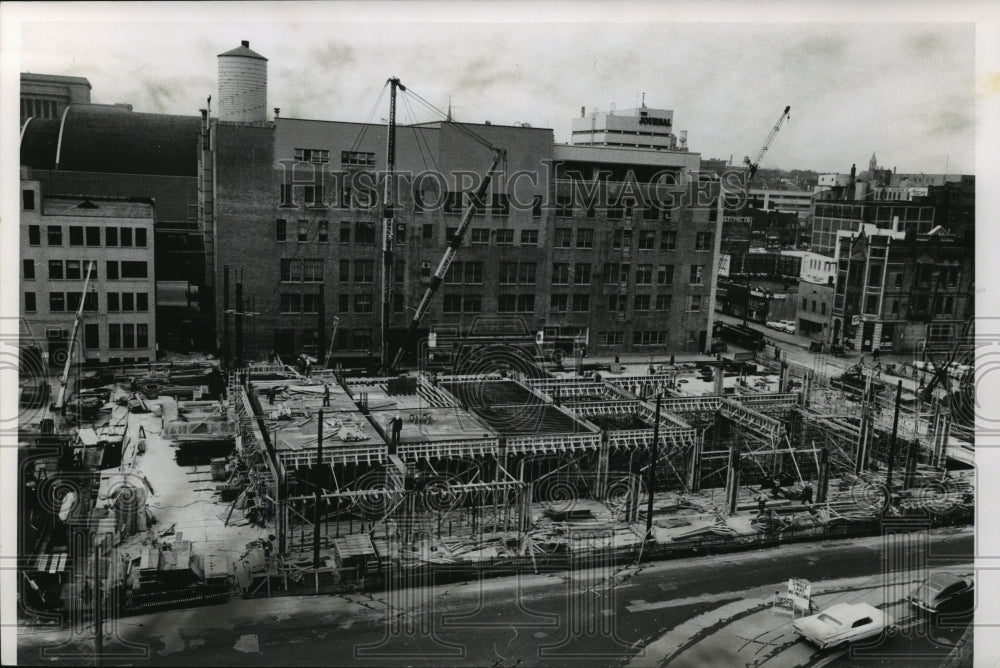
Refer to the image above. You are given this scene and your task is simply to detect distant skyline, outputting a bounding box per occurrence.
[8,5,981,175]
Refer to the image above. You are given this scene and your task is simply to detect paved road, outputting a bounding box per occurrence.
[19,528,973,667]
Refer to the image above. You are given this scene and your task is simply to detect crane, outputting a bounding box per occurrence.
[53,261,95,412]
[735,105,790,326]
[389,147,507,371]
[743,105,791,186]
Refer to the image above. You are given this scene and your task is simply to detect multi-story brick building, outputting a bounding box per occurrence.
[20,172,157,364]
[810,199,936,257]
[830,225,973,353]
[200,42,718,365]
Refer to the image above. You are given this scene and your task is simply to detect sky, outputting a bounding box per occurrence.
[8,2,979,175]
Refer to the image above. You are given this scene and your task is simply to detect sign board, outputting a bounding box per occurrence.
[787,578,811,612]
[719,254,731,277]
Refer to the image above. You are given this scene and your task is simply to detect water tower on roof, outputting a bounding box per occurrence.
[217,40,268,123]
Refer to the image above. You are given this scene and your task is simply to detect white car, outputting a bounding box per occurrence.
[792,602,891,651]
[778,320,796,334]
[765,321,784,331]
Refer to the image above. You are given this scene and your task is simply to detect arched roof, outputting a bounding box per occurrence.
[20,105,201,177]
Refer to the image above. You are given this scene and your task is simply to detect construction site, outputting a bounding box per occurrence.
[17,343,974,620]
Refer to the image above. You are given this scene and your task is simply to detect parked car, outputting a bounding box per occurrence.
[765,321,785,331]
[906,573,974,615]
[793,602,890,650]
[779,320,797,334]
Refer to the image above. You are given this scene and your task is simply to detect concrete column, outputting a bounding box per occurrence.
[725,443,741,515]
[816,447,830,503]
[714,355,725,396]
[596,432,610,499]
[687,432,704,492]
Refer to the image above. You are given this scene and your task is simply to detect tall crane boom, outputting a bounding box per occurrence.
[54,261,95,411]
[390,147,506,371]
[743,105,790,186]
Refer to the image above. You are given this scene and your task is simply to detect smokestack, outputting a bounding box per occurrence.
[242,40,249,48]
[581,106,585,118]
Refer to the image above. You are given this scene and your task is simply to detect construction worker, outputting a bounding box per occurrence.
[801,483,814,505]
[322,383,331,407]
[757,491,768,515]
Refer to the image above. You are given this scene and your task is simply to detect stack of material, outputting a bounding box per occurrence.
[333,535,380,572]
[671,517,737,541]
[135,539,194,590]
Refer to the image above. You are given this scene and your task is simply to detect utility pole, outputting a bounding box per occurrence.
[93,535,103,666]
[645,393,662,542]
[223,265,230,371]
[235,274,244,369]
[315,410,323,569]
[885,380,904,492]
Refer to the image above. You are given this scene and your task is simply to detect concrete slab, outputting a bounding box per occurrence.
[371,406,496,443]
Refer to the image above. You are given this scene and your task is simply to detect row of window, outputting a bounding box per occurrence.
[23,291,151,314]
[24,259,147,281]
[596,331,691,347]
[26,224,148,248]
[801,298,828,316]
[283,293,405,315]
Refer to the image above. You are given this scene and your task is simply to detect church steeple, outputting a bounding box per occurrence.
[869,152,878,174]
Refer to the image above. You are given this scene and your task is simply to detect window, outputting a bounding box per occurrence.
[82,292,97,312]
[552,263,570,285]
[395,223,407,244]
[446,227,458,243]
[463,295,482,313]
[443,295,463,313]
[801,297,807,309]
[339,260,351,282]
[576,229,594,248]
[393,293,404,313]
[340,222,351,243]
[574,264,592,285]
[532,196,543,218]
[354,294,374,313]
[69,226,84,246]
[634,331,667,346]
[23,259,35,280]
[82,226,100,246]
[471,228,490,245]
[496,229,514,245]
[341,150,374,167]
[122,324,136,349]
[297,220,309,242]
[661,231,677,250]
[354,259,375,283]
[555,198,573,217]
[302,294,320,313]
[864,294,879,314]
[422,223,434,240]
[517,294,535,313]
[635,264,652,285]
[655,294,672,311]
[354,221,376,244]
[498,295,517,313]
[609,294,626,312]
[65,260,82,280]
[394,259,405,283]
[106,261,119,280]
[554,228,573,248]
[280,294,302,313]
[23,189,35,210]
[598,331,625,346]
[65,292,83,312]
[137,324,149,349]
[28,225,41,246]
[108,324,121,349]
[296,148,331,163]
[634,295,651,311]
[47,226,63,245]
[572,294,590,312]
[445,262,463,284]
[121,292,135,311]
[638,230,656,250]
[851,618,873,629]
[464,262,483,284]
[695,231,712,251]
[136,228,147,247]
[820,302,826,315]
[518,263,536,284]
[689,295,703,311]
[24,292,36,312]
[50,293,65,312]
[811,300,817,313]
[303,259,324,283]
[84,324,99,349]
[551,294,568,312]
[281,259,301,282]
[689,265,704,285]
[49,260,64,280]
[521,229,538,245]
[499,262,518,284]
[121,261,147,279]
[120,228,133,247]
[137,293,149,311]
[353,328,373,350]
[107,293,120,312]
[338,294,350,312]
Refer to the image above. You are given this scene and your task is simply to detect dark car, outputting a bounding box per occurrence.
[906,572,974,614]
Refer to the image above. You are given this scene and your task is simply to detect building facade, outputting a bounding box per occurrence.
[20,73,91,123]
[796,280,834,342]
[810,199,936,257]
[831,226,973,353]
[20,173,157,364]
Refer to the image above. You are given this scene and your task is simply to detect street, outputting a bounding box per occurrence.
[19,528,973,667]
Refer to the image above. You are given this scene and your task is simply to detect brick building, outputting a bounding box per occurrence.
[20,172,157,364]
[831,226,973,353]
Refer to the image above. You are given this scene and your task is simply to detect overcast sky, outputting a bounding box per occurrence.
[10,3,980,174]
